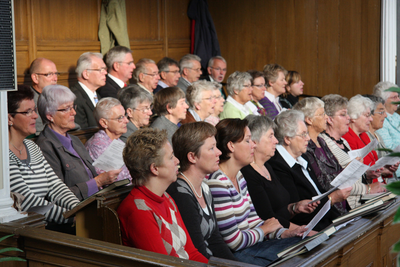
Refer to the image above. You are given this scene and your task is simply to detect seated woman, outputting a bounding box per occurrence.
[219,71,256,120]
[151,86,188,143]
[268,110,352,231]
[374,81,400,150]
[364,94,400,181]
[36,85,121,201]
[167,122,236,260]
[280,71,304,109]
[180,80,217,124]
[342,95,398,184]
[85,97,131,183]
[208,118,305,266]
[241,115,318,232]
[205,85,225,126]
[262,64,288,120]
[117,128,208,263]
[246,70,267,116]
[118,84,153,143]
[320,94,385,208]
[293,97,347,214]
[8,85,79,233]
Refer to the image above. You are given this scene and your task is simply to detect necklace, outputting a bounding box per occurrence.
[253,161,270,180]
[10,141,24,155]
[179,172,202,198]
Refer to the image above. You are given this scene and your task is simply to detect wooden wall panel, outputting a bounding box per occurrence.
[209,0,381,99]
[126,0,161,40]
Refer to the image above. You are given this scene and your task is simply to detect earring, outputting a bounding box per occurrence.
[10,123,13,126]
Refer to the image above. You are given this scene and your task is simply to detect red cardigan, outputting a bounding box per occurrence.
[117,186,208,263]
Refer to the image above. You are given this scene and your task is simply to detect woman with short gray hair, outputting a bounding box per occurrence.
[242,115,318,233]
[85,97,131,183]
[219,71,255,119]
[374,81,400,150]
[36,85,121,200]
[293,97,347,214]
[269,110,351,231]
[180,80,217,124]
[118,84,153,143]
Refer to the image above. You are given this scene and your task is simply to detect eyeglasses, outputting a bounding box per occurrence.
[57,105,77,113]
[373,110,386,116]
[333,112,349,117]
[143,73,160,77]
[202,96,216,101]
[253,84,266,88]
[164,70,180,74]
[134,106,152,113]
[210,67,227,72]
[214,95,224,100]
[10,107,38,117]
[243,84,252,88]
[188,68,202,72]
[315,112,326,117]
[36,72,60,77]
[107,115,127,123]
[362,112,372,117]
[87,67,107,73]
[295,132,309,139]
[118,61,135,66]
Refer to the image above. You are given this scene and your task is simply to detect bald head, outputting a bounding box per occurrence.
[30,58,58,93]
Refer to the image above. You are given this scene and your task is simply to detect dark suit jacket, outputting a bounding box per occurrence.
[153,84,164,94]
[36,125,98,200]
[96,75,122,99]
[70,83,97,129]
[268,149,340,231]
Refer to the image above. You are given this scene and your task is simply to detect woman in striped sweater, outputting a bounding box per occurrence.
[8,85,79,234]
[207,118,305,266]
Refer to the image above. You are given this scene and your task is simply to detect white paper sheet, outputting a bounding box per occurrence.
[92,139,125,172]
[302,200,331,239]
[330,159,369,189]
[348,139,378,160]
[367,155,400,170]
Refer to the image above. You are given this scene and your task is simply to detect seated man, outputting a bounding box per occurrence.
[177,54,202,93]
[154,57,181,94]
[97,46,136,99]
[29,58,59,134]
[132,58,160,94]
[117,128,208,263]
[71,52,107,129]
[200,56,228,98]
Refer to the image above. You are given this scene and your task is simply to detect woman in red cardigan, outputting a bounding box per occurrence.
[342,95,398,184]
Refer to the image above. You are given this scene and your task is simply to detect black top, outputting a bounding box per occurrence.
[167,178,236,261]
[280,94,299,109]
[268,150,340,231]
[241,163,291,228]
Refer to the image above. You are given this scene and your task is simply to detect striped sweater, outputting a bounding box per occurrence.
[9,140,80,224]
[207,169,265,251]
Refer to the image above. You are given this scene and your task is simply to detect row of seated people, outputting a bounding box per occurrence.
[8,76,400,265]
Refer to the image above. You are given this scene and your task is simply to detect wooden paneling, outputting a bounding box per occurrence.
[14,0,191,87]
[208,0,381,98]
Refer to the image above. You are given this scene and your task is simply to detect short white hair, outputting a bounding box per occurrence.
[347,94,374,120]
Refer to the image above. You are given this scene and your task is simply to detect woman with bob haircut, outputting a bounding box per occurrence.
[262,64,288,120]
[150,86,189,144]
[117,128,208,263]
[320,94,385,208]
[293,97,348,214]
[8,85,79,233]
[167,122,236,260]
[85,97,131,183]
[268,110,352,230]
[36,85,121,201]
[241,115,318,233]
[180,80,217,124]
[280,71,304,109]
[208,118,305,266]
[219,71,256,120]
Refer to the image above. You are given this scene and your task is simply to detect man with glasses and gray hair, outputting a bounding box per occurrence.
[154,57,181,94]
[132,58,160,94]
[29,57,59,134]
[71,52,107,129]
[97,46,136,99]
[177,54,202,93]
[201,56,228,98]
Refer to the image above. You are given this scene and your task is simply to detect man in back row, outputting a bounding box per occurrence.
[154,57,181,94]
[132,58,160,94]
[176,54,202,93]
[97,46,136,99]
[200,56,228,98]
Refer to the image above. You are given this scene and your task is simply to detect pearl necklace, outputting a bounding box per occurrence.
[179,172,202,198]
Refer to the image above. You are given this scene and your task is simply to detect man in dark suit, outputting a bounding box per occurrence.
[96,46,136,99]
[71,52,107,129]
[200,56,228,98]
[176,54,202,93]
[154,57,181,94]
[132,58,160,94]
